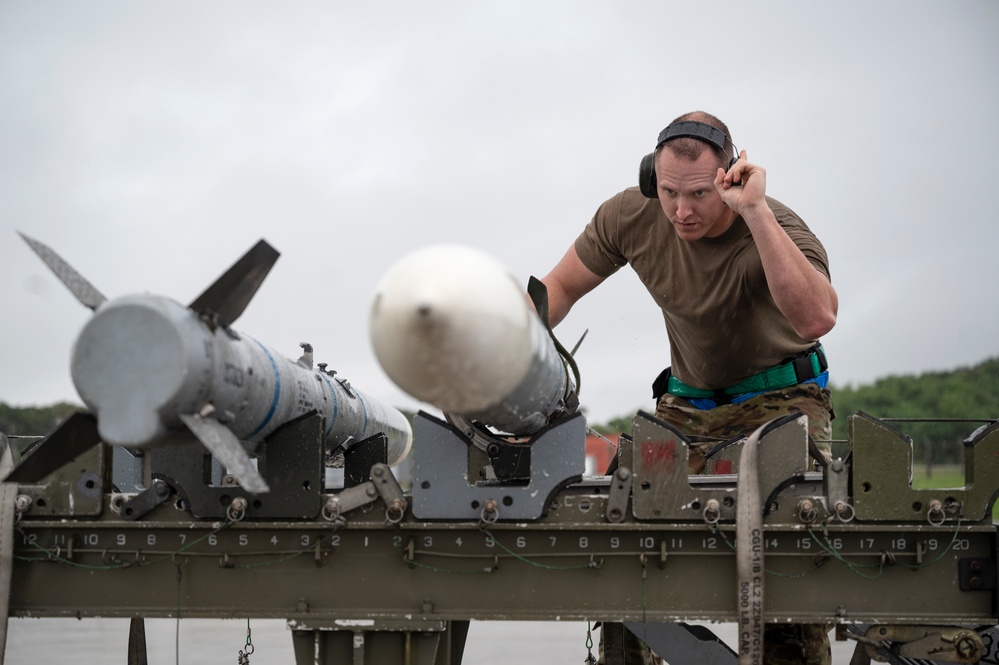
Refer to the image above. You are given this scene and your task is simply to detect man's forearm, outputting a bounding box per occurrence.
[742,204,838,340]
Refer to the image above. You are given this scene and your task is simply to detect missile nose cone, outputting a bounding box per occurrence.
[370,245,534,414]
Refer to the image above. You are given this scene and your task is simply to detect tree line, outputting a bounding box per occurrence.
[591,356,999,464]
[827,356,999,463]
[0,401,80,439]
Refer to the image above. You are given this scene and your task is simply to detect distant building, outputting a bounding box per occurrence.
[585,432,620,476]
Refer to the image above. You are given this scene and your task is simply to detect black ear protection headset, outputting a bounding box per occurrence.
[638,120,738,198]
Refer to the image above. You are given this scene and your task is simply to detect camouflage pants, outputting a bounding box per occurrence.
[762,624,833,665]
[598,623,664,665]
[599,623,829,665]
[630,382,835,665]
[654,381,834,473]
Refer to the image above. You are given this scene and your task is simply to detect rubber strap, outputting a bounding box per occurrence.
[736,423,765,665]
[527,276,581,402]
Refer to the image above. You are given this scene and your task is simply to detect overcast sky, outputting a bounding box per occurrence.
[1,1,996,426]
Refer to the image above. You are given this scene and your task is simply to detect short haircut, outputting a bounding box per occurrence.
[656,111,735,169]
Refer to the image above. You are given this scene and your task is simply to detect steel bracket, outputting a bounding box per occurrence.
[147,411,325,519]
[852,413,999,522]
[412,411,585,520]
[606,466,632,523]
[630,411,820,523]
[8,441,105,518]
[343,433,388,488]
[323,463,407,522]
[119,479,172,521]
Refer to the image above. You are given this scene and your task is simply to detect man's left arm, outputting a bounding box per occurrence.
[716,151,839,340]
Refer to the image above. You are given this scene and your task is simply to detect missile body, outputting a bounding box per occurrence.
[9,234,412,494]
[370,245,575,436]
[72,293,412,465]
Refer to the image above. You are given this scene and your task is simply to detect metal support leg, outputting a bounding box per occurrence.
[127,617,148,665]
[289,619,466,665]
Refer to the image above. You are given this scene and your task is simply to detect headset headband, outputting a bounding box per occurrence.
[639,119,736,199]
[656,120,729,153]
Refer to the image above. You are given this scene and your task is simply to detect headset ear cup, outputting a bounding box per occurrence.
[639,152,657,198]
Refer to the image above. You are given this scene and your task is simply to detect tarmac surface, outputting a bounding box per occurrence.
[5,618,862,663]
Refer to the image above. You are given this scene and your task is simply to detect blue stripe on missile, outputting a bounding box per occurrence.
[248,337,281,438]
[319,372,338,438]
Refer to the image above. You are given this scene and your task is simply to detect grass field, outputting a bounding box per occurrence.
[910,463,998,521]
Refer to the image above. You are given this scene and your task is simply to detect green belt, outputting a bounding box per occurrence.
[667,345,828,400]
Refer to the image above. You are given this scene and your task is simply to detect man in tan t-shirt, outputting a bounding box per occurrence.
[539,111,839,665]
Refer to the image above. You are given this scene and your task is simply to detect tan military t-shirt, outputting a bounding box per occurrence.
[574,187,831,390]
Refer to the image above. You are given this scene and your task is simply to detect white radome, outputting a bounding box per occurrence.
[370,245,572,435]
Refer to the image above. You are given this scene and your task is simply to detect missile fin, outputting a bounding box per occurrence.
[18,232,107,311]
[188,239,280,329]
[179,414,270,494]
[3,412,101,483]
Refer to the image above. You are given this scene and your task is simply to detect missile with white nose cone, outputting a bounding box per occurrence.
[7,234,412,493]
[369,245,577,436]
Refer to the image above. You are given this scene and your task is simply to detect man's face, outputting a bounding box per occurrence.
[654,148,735,241]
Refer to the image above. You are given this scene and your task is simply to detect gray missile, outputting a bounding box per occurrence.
[8,234,412,493]
[369,245,577,436]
